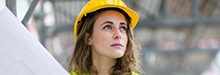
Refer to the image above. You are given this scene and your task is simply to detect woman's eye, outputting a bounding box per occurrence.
[120,25,128,32]
[103,25,112,30]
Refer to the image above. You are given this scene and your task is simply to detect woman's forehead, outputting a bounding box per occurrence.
[96,10,127,22]
[98,10,124,16]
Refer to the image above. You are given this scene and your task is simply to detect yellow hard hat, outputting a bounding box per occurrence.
[74,0,139,39]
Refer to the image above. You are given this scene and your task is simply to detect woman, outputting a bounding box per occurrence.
[68,0,140,75]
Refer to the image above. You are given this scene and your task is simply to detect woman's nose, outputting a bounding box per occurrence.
[113,28,122,40]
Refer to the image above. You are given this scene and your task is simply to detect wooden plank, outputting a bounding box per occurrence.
[0,1,69,75]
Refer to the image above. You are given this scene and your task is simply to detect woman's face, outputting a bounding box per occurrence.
[89,10,128,58]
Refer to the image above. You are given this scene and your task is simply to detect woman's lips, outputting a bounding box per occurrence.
[111,43,124,48]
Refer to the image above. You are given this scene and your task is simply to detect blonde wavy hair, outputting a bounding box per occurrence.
[68,8,140,75]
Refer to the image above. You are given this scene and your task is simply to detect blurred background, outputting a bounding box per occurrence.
[5,0,220,75]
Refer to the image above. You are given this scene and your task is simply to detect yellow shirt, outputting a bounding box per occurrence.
[70,71,139,75]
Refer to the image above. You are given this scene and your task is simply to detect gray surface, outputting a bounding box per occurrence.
[0,1,69,75]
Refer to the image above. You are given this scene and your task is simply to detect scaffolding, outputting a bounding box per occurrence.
[5,0,220,75]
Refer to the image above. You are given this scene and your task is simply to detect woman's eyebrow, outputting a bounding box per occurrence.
[101,21,127,26]
[101,21,113,26]
[120,22,127,25]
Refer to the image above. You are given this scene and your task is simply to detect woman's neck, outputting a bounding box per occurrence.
[92,50,116,75]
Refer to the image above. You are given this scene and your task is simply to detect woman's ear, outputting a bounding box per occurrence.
[84,33,92,45]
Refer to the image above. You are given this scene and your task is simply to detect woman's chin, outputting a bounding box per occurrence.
[109,50,125,58]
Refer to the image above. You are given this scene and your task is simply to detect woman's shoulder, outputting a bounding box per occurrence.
[70,71,139,75]
[70,71,77,75]
[132,71,140,75]
[70,71,89,75]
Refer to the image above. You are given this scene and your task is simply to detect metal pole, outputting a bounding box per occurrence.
[38,0,46,46]
[161,0,170,19]
[22,0,39,26]
[192,0,200,19]
[6,0,17,16]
